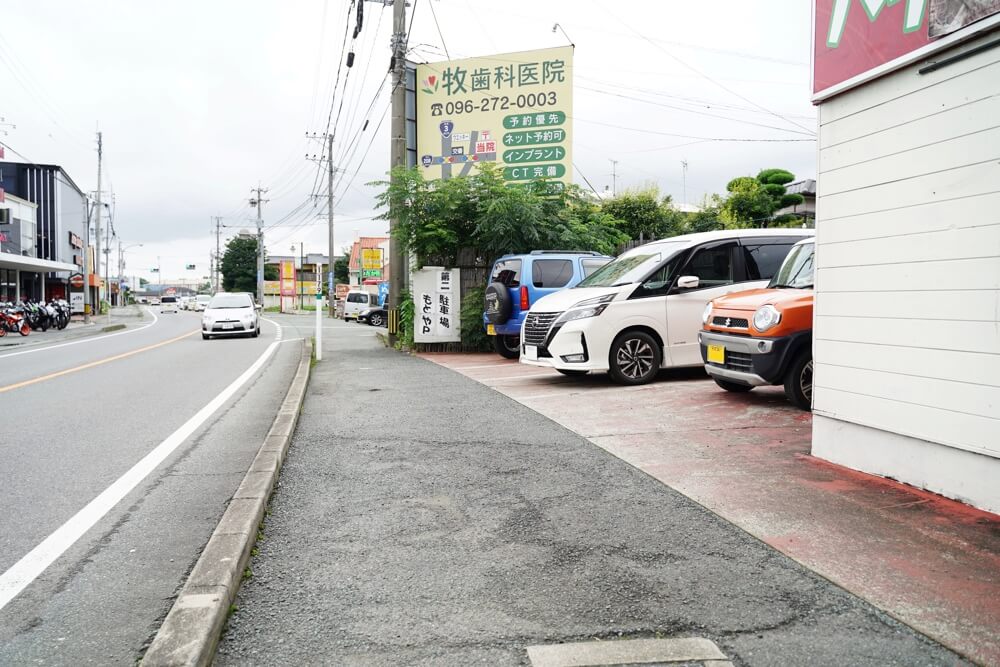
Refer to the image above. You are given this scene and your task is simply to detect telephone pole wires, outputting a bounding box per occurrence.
[212,215,223,292]
[327,133,336,317]
[250,186,268,305]
[388,0,407,346]
[94,131,103,312]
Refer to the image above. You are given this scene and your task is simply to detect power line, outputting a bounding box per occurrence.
[585,0,815,136]
[573,117,816,143]
[427,0,450,59]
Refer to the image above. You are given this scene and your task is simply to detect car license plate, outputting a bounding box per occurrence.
[707,344,725,364]
[524,344,538,361]
[486,324,496,336]
[222,323,234,330]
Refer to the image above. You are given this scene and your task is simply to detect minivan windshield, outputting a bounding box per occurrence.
[576,242,686,288]
[769,242,815,289]
[208,294,253,309]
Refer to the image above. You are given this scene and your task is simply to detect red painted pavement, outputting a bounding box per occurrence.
[420,352,1000,665]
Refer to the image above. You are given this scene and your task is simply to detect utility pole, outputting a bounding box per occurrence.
[300,241,305,311]
[250,186,268,306]
[610,159,619,196]
[104,199,113,316]
[83,202,92,324]
[681,159,689,207]
[94,131,103,314]
[212,215,222,293]
[327,133,336,317]
[388,0,407,345]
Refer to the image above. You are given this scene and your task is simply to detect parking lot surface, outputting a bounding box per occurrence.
[420,353,1000,665]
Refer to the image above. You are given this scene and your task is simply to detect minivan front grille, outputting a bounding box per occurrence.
[523,312,559,345]
[712,316,749,329]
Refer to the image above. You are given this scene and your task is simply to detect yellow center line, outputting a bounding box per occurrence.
[0,329,199,394]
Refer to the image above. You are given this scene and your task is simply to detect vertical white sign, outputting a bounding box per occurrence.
[412,267,461,343]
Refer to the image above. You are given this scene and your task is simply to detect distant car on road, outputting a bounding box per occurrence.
[192,294,212,312]
[358,305,387,327]
[201,292,261,339]
[483,251,612,359]
[160,296,179,313]
[344,290,380,321]
[149,296,161,306]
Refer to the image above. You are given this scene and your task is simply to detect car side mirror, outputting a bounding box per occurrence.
[677,275,700,289]
[255,304,262,311]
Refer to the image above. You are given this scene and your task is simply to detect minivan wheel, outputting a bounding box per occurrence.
[493,334,521,359]
[369,313,385,327]
[784,351,813,411]
[608,331,661,385]
[714,378,753,393]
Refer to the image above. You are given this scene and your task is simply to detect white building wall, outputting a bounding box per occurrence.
[812,30,1000,513]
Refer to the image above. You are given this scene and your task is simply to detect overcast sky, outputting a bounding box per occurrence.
[0,0,816,280]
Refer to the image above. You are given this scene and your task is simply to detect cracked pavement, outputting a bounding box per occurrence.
[216,320,965,666]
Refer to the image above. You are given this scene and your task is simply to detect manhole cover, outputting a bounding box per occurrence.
[526,637,731,667]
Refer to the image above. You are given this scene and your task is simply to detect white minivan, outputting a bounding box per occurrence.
[519,228,814,384]
[344,290,380,321]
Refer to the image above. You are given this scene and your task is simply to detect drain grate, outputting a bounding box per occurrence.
[526,637,732,667]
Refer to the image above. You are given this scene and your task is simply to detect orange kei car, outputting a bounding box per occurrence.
[697,238,814,410]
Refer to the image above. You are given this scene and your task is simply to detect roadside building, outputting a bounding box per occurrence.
[775,179,816,224]
[0,190,77,301]
[348,236,389,287]
[263,252,330,309]
[0,161,90,301]
[811,1,1000,512]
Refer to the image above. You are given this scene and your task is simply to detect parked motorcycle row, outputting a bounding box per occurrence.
[0,300,71,337]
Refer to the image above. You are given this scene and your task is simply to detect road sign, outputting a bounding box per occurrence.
[69,273,85,289]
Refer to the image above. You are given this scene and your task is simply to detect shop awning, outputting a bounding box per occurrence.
[0,251,78,273]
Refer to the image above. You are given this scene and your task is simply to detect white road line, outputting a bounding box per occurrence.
[0,321,285,612]
[0,308,159,360]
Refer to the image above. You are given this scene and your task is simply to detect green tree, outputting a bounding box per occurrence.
[264,264,279,281]
[719,169,805,228]
[333,248,350,283]
[600,188,682,241]
[220,236,259,292]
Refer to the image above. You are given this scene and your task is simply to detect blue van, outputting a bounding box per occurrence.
[483,251,612,358]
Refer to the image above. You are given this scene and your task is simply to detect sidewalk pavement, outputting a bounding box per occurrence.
[214,324,962,666]
[0,305,145,350]
[422,352,1000,665]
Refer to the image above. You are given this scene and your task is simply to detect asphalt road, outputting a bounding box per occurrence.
[216,321,964,666]
[0,306,303,665]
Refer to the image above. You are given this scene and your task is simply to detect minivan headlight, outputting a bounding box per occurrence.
[555,294,615,324]
[753,305,781,332]
[702,301,714,324]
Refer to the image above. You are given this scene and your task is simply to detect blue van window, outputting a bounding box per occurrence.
[532,259,573,288]
[491,259,521,287]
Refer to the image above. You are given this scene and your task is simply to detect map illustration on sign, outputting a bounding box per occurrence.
[416,46,573,190]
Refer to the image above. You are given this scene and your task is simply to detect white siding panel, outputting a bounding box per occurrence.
[819,65,1000,146]
[820,126,1000,197]
[819,32,1000,125]
[815,364,1000,420]
[816,192,1000,243]
[817,224,1000,268]
[815,339,1000,388]
[816,257,1000,292]
[820,94,1000,172]
[815,314,1000,355]
[815,290,1000,321]
[813,387,999,458]
[818,161,1000,220]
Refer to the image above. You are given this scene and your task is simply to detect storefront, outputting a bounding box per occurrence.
[0,252,78,302]
[811,1,1000,512]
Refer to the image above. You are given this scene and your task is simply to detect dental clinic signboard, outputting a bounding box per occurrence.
[814,0,1000,100]
[416,47,573,193]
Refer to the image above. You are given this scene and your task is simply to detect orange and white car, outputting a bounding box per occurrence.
[697,238,815,410]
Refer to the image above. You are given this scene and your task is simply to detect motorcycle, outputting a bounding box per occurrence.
[0,303,31,336]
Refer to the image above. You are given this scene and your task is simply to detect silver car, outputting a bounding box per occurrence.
[201,292,260,339]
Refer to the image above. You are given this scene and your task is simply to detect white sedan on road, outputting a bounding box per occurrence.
[201,292,260,339]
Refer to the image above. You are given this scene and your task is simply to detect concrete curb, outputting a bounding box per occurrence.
[101,323,127,333]
[142,339,312,667]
